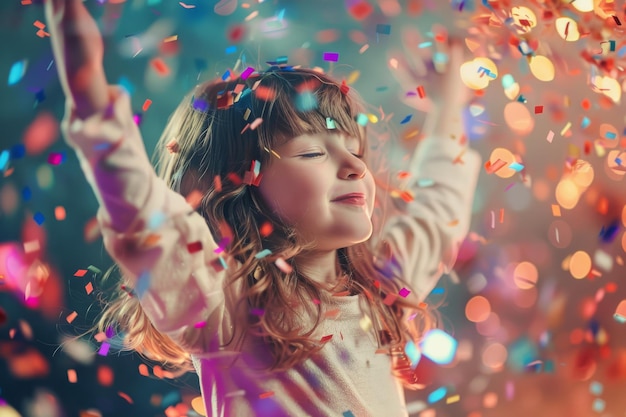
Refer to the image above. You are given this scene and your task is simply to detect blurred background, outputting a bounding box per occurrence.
[2,0,626,416]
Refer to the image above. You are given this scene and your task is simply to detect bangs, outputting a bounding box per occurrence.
[253,71,366,152]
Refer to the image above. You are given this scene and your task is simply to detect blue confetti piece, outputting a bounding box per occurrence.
[222,69,231,80]
[508,162,524,172]
[0,150,9,171]
[592,399,606,413]
[605,131,617,139]
[192,98,209,112]
[295,91,318,111]
[148,211,167,230]
[400,114,412,124]
[427,386,447,403]
[431,287,445,294]
[194,58,208,71]
[589,381,603,396]
[326,117,336,129]
[581,116,590,128]
[33,212,45,225]
[8,60,27,86]
[22,187,32,201]
[225,45,237,55]
[117,76,135,96]
[376,24,391,35]
[342,412,355,417]
[10,144,25,159]
[418,41,433,48]
[254,249,272,259]
[356,113,369,126]
[404,340,421,367]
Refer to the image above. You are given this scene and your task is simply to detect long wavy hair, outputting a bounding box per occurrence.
[89,66,440,385]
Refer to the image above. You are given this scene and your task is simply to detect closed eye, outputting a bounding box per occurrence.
[300,152,326,158]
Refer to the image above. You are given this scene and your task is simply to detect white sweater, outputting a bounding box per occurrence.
[61,86,481,417]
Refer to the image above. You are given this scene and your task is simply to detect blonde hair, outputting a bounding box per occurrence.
[90,67,440,385]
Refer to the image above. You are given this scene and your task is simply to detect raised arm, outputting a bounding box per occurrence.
[45,0,235,350]
[378,36,482,301]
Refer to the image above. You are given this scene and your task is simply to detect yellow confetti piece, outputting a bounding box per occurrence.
[446,394,460,404]
[560,121,572,136]
[163,35,178,43]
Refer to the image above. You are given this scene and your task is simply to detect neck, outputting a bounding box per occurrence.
[293,249,346,290]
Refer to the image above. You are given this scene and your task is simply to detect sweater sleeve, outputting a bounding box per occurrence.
[60,85,238,351]
[376,135,481,302]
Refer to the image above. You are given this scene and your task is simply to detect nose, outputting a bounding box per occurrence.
[339,153,367,180]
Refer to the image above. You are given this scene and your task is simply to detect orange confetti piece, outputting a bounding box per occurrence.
[67,369,77,383]
[253,86,275,101]
[214,175,222,192]
[259,391,275,399]
[66,311,78,323]
[551,205,562,217]
[54,206,66,220]
[33,20,45,29]
[118,392,134,404]
[142,99,153,111]
[85,282,94,295]
[417,85,426,98]
[138,364,150,377]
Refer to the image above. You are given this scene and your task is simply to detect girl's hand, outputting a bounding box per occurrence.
[388,27,471,135]
[45,0,109,119]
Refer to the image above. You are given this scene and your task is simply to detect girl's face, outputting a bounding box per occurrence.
[258,131,376,250]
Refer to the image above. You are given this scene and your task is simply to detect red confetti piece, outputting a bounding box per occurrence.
[142,99,153,112]
[534,105,543,114]
[187,241,203,253]
[227,172,242,186]
[74,269,88,277]
[150,57,170,76]
[227,24,246,43]
[320,334,333,343]
[348,1,373,20]
[214,175,222,192]
[259,391,275,399]
[417,85,425,98]
[259,222,273,237]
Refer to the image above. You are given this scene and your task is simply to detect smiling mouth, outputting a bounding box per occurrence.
[332,196,366,206]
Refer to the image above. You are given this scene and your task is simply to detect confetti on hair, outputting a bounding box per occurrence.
[356,113,368,126]
[398,288,411,298]
[249,118,263,130]
[326,117,336,129]
[259,222,273,237]
[320,334,333,343]
[253,86,275,101]
[165,139,179,153]
[98,342,111,356]
[210,256,228,272]
[185,189,204,209]
[254,249,272,259]
[275,257,292,273]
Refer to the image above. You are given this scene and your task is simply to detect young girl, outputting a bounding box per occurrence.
[46,1,481,416]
